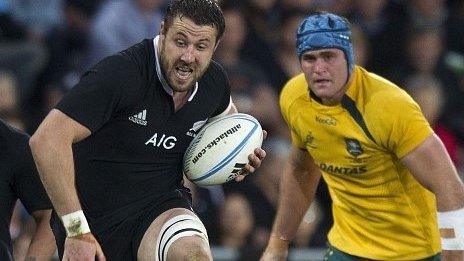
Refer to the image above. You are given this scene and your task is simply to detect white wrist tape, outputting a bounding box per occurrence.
[61,210,91,237]
[437,207,464,250]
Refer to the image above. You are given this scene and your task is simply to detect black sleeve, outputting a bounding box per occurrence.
[14,137,52,213]
[211,62,232,117]
[56,54,141,132]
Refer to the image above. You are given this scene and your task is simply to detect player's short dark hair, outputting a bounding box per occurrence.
[163,0,225,43]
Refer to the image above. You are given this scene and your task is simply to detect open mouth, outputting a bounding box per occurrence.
[175,66,193,81]
[315,79,330,84]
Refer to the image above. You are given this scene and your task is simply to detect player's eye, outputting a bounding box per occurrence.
[176,39,187,47]
[323,53,336,61]
[197,44,208,51]
[302,55,316,62]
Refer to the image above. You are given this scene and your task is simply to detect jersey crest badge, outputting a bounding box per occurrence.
[129,110,147,126]
[345,138,363,157]
[305,132,317,149]
[186,118,208,137]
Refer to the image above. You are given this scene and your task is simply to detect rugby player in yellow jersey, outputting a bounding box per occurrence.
[261,12,464,261]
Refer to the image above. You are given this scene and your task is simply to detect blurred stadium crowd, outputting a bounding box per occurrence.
[1,0,463,260]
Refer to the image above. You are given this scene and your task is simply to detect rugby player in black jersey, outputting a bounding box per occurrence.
[29,0,266,260]
[0,119,55,260]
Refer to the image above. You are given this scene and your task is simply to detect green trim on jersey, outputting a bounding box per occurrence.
[341,95,376,144]
[324,243,441,261]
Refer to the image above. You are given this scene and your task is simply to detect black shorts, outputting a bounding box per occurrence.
[51,188,192,260]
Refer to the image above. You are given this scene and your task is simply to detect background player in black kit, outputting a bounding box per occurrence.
[29,0,266,260]
[0,119,55,260]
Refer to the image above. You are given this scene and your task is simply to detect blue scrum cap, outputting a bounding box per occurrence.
[296,12,354,73]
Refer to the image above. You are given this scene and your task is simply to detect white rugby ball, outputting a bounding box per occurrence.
[183,113,263,186]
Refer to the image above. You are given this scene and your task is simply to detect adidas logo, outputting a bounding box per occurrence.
[129,110,147,126]
[226,163,247,182]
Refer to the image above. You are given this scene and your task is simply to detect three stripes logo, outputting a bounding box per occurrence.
[129,110,147,126]
[227,163,247,181]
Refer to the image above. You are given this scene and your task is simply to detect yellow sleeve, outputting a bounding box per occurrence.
[279,75,306,149]
[380,90,433,158]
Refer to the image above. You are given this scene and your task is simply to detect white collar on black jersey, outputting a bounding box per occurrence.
[153,36,198,101]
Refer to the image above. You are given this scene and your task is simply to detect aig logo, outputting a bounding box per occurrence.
[145,133,177,149]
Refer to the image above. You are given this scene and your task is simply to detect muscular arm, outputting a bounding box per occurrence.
[25,210,56,260]
[401,134,464,211]
[401,134,464,258]
[29,109,91,216]
[265,146,322,254]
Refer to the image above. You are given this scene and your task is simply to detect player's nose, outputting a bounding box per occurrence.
[313,58,327,73]
[181,46,195,63]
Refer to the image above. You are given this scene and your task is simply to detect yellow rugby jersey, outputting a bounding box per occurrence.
[280,66,440,260]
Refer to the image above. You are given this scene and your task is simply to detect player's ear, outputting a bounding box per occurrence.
[213,38,221,52]
[159,21,166,36]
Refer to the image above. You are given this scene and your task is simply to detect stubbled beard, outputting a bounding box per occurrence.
[159,50,179,89]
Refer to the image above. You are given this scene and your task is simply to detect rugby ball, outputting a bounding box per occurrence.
[183,113,263,186]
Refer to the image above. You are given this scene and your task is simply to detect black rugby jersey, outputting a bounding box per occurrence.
[55,38,231,231]
[0,120,51,254]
